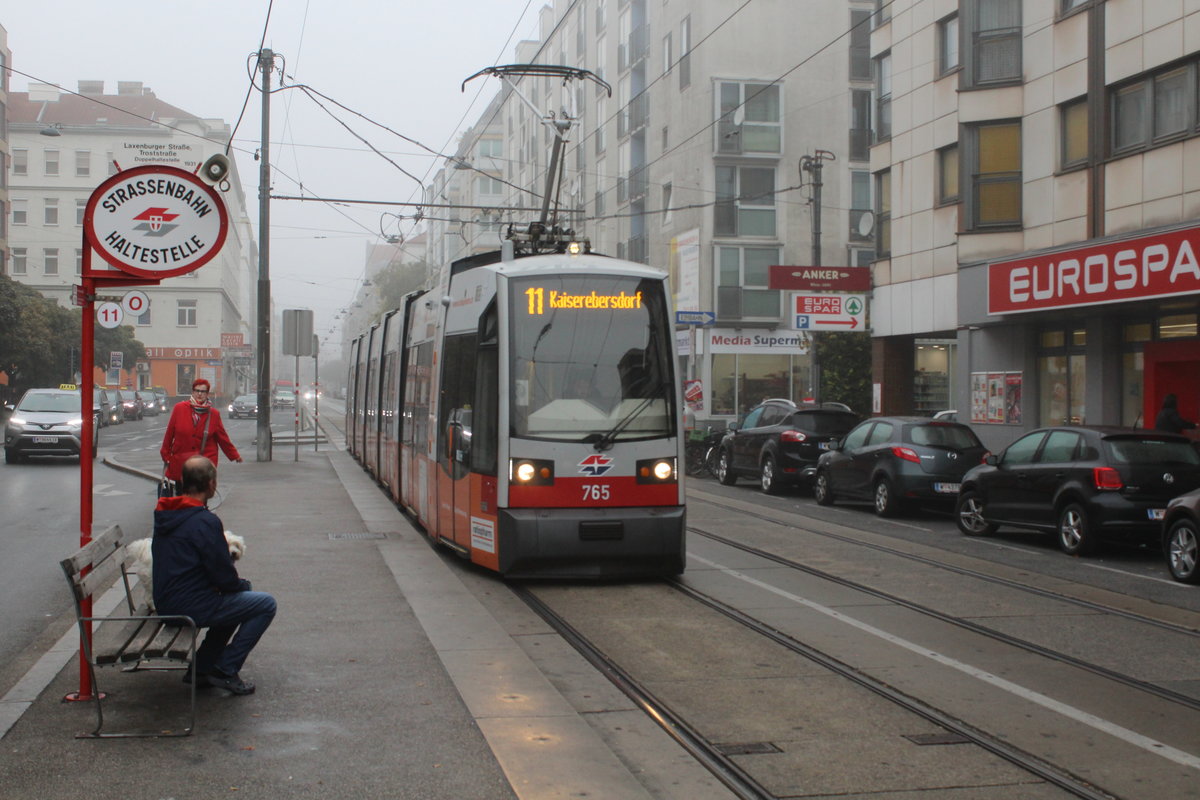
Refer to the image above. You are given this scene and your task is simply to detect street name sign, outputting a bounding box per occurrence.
[791,293,867,331]
[769,265,870,292]
[83,164,229,279]
[676,310,716,326]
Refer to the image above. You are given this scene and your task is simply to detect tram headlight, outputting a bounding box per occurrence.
[636,457,677,484]
[510,458,555,486]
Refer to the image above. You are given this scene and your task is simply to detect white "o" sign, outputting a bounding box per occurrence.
[96,302,124,329]
[122,290,150,316]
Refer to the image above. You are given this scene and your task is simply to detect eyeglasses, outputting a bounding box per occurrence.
[193,389,209,394]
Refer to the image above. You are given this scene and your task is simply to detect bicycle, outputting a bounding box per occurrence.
[685,426,727,478]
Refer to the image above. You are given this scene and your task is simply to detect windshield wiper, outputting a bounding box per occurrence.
[586,390,663,452]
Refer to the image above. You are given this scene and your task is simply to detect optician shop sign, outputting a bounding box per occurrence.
[83,164,229,280]
[988,224,1200,315]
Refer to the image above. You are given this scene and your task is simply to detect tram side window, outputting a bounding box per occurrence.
[439,333,478,475]
[471,304,499,476]
[408,342,433,451]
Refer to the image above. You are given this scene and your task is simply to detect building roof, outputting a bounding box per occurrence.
[8,81,200,130]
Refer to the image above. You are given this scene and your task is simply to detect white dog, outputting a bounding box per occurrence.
[126,531,247,609]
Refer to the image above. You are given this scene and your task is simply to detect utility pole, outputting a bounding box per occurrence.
[800,150,836,403]
[256,49,274,461]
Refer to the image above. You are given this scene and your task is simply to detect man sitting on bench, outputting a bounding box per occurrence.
[153,455,276,695]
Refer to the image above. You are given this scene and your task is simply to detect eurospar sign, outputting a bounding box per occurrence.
[84,164,229,279]
[988,224,1200,315]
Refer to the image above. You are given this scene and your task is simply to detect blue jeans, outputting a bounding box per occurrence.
[194,590,277,677]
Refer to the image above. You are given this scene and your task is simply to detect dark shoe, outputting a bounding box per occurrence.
[181,668,212,688]
[208,671,255,695]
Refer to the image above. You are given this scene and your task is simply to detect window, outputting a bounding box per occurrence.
[850,90,872,160]
[1155,68,1189,138]
[44,248,59,275]
[75,150,90,177]
[595,157,607,215]
[679,16,691,89]
[850,10,872,81]
[1038,327,1086,424]
[475,176,503,196]
[662,32,672,77]
[716,81,781,154]
[595,95,607,154]
[75,248,83,275]
[850,170,873,241]
[873,0,891,27]
[477,139,502,159]
[875,53,892,142]
[45,149,59,176]
[44,198,59,226]
[11,247,26,275]
[12,199,26,225]
[1001,432,1044,466]
[177,299,197,327]
[875,170,891,256]
[76,198,87,226]
[937,144,959,204]
[1061,0,1090,12]
[939,14,960,74]
[137,306,151,326]
[967,121,1021,228]
[1061,97,1089,168]
[662,181,673,224]
[964,0,1021,87]
[715,165,776,237]
[716,246,780,320]
[12,148,27,176]
[106,152,118,176]
[1110,63,1200,153]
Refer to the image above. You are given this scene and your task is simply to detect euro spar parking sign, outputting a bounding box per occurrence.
[84,164,229,279]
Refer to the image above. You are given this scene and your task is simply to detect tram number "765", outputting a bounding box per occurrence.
[582,484,611,501]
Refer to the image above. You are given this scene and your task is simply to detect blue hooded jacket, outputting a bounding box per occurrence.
[152,496,247,623]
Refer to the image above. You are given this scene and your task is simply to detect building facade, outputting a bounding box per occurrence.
[873,0,1200,450]
[427,0,876,420]
[6,80,257,400]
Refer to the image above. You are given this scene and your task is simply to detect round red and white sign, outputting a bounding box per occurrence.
[84,164,229,279]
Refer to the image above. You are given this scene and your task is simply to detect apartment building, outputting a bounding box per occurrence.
[429,0,874,419]
[6,80,258,398]
[873,0,1200,449]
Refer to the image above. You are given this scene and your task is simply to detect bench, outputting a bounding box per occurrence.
[60,524,199,738]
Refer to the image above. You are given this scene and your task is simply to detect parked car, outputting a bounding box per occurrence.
[1162,487,1200,584]
[932,409,959,422]
[4,386,99,463]
[955,426,1200,556]
[116,388,144,420]
[715,399,860,493]
[813,417,988,516]
[228,394,259,419]
[93,387,122,427]
[136,389,159,416]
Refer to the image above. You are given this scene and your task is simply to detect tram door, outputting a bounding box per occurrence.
[1144,341,1200,430]
[438,333,478,548]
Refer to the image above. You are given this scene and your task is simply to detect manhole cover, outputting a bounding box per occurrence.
[327,532,387,540]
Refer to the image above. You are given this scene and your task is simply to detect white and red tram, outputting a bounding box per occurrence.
[346,245,686,577]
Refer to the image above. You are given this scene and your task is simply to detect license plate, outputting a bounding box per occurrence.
[933,482,960,494]
[1148,509,1165,521]
[819,441,832,450]
[32,436,58,444]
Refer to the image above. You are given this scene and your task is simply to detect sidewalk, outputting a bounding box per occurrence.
[0,421,731,800]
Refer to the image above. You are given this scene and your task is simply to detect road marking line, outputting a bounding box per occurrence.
[691,552,1200,770]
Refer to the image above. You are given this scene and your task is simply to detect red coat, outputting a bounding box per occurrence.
[160,401,241,481]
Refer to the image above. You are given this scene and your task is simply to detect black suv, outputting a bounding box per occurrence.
[955,426,1200,556]
[814,417,987,516]
[715,399,860,494]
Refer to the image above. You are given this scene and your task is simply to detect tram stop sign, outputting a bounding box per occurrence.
[83,164,229,279]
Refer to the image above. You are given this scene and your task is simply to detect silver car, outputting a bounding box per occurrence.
[4,387,99,464]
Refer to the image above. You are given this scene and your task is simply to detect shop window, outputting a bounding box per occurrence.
[915,340,956,414]
[1122,351,1144,427]
[710,352,809,416]
[1159,314,1198,339]
[1038,326,1087,424]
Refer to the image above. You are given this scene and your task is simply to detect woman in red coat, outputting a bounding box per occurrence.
[160,379,243,487]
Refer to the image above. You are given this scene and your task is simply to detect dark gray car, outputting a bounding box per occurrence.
[813,417,987,516]
[4,387,99,463]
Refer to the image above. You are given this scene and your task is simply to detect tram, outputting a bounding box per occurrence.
[346,240,686,578]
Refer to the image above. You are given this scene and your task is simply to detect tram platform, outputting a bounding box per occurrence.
[0,421,733,800]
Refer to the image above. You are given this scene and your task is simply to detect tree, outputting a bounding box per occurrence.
[817,332,872,415]
[374,259,429,314]
[92,317,147,379]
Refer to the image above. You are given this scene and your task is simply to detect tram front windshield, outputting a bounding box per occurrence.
[510,274,675,441]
